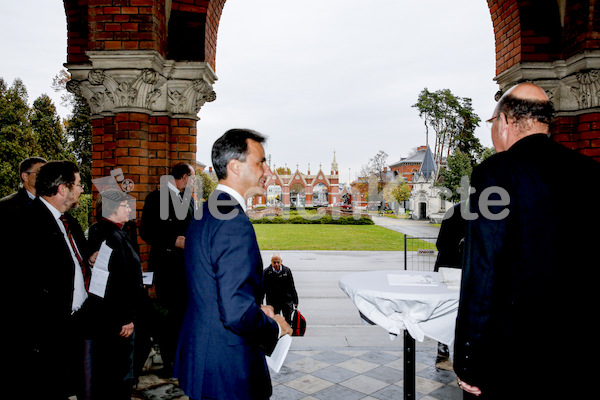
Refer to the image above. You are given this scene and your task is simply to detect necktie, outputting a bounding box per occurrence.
[180,191,195,217]
[59,214,89,291]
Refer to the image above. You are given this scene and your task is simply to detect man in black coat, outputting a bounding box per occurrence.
[434,203,465,368]
[140,162,195,377]
[0,156,46,212]
[263,253,299,324]
[454,83,600,399]
[4,161,90,399]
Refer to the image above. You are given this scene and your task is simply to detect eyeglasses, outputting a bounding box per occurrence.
[485,115,498,129]
[66,182,85,191]
[25,171,39,176]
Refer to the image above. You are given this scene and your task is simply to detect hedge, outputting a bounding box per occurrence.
[251,215,374,225]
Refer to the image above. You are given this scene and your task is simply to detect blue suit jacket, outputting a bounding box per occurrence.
[175,190,279,400]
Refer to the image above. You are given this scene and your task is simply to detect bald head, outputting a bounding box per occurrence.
[506,82,550,102]
[271,254,282,271]
[491,82,555,152]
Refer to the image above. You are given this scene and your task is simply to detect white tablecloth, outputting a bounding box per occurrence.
[339,270,459,345]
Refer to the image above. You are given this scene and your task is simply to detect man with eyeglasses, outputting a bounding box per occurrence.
[454,83,600,399]
[3,160,93,399]
[0,156,47,212]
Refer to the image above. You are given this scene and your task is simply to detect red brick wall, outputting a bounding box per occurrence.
[92,113,198,214]
[65,2,222,268]
[552,114,600,162]
[489,0,600,162]
[88,0,167,54]
[65,0,90,64]
[489,0,562,76]
[205,0,226,71]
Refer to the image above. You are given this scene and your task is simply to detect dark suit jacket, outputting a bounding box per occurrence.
[88,219,145,336]
[5,198,90,397]
[140,187,193,310]
[0,187,35,214]
[454,135,600,399]
[434,203,465,271]
[175,190,279,400]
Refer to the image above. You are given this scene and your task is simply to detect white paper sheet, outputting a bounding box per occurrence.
[89,267,110,298]
[95,241,113,271]
[266,334,292,373]
[89,241,112,298]
[142,271,154,286]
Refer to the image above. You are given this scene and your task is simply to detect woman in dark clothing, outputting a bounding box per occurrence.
[87,189,145,400]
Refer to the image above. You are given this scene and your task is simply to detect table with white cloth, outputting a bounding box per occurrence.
[339,270,460,400]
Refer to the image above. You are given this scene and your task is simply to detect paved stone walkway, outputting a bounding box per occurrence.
[132,340,460,400]
[129,230,463,400]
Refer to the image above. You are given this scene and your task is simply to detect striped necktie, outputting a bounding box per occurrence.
[59,214,89,290]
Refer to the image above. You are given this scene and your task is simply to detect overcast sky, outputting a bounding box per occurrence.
[0,0,497,184]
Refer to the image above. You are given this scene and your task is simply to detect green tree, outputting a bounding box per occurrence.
[65,95,93,193]
[382,176,411,206]
[412,88,482,181]
[53,70,93,193]
[196,169,217,201]
[32,94,71,161]
[438,151,473,202]
[0,78,38,197]
[276,166,291,175]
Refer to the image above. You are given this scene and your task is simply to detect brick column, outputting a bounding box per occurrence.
[68,50,216,205]
[67,51,216,266]
[494,53,600,163]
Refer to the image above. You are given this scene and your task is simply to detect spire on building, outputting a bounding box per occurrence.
[418,146,437,180]
[331,150,338,174]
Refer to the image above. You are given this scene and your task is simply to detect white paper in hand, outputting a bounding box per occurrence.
[89,241,112,298]
[266,334,292,373]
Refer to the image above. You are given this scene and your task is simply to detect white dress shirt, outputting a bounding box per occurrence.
[216,184,247,212]
[39,197,88,312]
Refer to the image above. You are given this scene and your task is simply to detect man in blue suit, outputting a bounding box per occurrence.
[175,129,292,400]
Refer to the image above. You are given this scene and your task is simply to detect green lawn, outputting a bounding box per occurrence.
[253,224,436,251]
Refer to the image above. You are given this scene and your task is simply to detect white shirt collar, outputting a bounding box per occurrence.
[39,196,62,220]
[26,189,35,200]
[216,184,247,212]
[167,181,179,194]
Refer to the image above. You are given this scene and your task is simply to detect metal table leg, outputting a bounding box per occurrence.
[404,330,416,400]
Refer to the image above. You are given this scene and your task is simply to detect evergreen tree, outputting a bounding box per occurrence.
[32,93,71,162]
[65,94,92,193]
[0,78,38,197]
[53,70,93,193]
[438,151,473,202]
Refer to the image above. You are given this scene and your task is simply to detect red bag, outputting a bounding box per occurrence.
[291,308,306,336]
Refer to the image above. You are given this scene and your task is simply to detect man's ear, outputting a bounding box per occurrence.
[57,183,68,197]
[227,159,240,177]
[498,112,506,131]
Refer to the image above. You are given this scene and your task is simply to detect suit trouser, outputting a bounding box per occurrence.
[88,332,135,400]
[155,269,187,375]
[273,302,294,324]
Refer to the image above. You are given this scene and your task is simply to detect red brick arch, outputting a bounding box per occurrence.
[489,0,600,160]
[62,0,600,263]
[63,0,225,206]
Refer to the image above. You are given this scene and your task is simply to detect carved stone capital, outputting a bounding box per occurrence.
[494,51,600,115]
[65,50,217,119]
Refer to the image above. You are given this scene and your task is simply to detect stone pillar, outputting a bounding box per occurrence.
[67,49,215,205]
[67,50,216,264]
